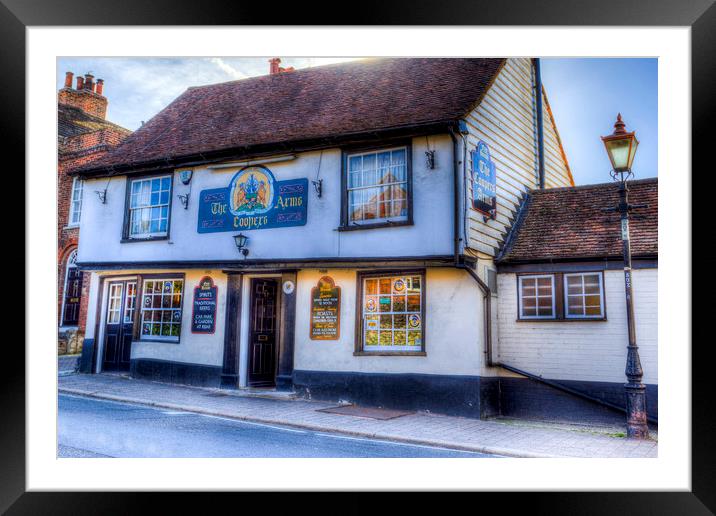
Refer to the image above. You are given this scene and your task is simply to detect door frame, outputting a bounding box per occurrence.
[101,278,137,372]
[238,273,282,388]
[94,274,139,373]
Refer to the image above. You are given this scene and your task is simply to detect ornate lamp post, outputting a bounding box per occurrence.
[601,114,649,439]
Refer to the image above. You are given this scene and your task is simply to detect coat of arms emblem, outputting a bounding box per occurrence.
[229,165,275,216]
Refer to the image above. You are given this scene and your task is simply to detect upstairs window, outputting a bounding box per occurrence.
[68,177,83,226]
[126,175,172,239]
[344,146,411,228]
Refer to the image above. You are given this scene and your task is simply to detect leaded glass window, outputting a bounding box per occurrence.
[140,278,183,341]
[361,273,423,351]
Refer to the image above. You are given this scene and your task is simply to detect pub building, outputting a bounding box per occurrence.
[70,58,658,424]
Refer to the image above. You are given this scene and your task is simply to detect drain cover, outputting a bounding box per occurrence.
[317,405,413,420]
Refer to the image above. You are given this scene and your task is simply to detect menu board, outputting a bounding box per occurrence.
[191,276,218,334]
[310,276,340,340]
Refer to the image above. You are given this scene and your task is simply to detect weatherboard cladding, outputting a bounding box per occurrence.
[72,58,505,175]
[497,178,658,263]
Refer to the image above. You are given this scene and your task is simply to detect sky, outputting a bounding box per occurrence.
[57,57,657,185]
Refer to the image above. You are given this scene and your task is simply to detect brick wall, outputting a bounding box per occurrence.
[496,268,658,384]
[58,87,108,119]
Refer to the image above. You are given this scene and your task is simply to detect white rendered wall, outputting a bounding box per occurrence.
[77,135,455,264]
[496,268,658,384]
[293,268,485,376]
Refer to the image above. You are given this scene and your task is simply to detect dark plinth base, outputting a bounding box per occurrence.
[130,358,222,388]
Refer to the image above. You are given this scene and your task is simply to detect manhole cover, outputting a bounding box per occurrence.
[317,405,413,420]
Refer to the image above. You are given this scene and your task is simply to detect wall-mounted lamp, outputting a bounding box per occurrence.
[312,178,323,198]
[178,193,189,210]
[425,150,435,170]
[233,233,249,257]
[95,189,107,204]
[178,169,193,185]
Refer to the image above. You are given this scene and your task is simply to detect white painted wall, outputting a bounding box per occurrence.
[77,135,455,264]
[92,269,228,368]
[496,268,658,384]
[294,268,485,376]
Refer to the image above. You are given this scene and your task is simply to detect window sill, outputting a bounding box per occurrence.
[63,224,80,231]
[516,318,607,322]
[135,338,180,344]
[121,236,169,243]
[337,220,412,232]
[353,351,426,357]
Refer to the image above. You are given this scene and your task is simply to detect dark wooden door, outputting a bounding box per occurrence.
[248,279,278,387]
[102,281,137,372]
[62,267,83,326]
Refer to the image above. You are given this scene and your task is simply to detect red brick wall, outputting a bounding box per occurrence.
[58,88,108,119]
[57,122,130,334]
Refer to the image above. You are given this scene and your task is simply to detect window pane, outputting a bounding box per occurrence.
[362,273,422,350]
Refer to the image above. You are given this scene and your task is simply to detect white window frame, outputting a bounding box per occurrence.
[139,278,184,342]
[345,146,409,226]
[563,272,605,319]
[68,177,83,226]
[127,175,172,239]
[518,274,556,320]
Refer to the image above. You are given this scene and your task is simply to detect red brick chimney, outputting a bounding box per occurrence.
[58,71,108,119]
[268,57,295,75]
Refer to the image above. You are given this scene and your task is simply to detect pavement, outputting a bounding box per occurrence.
[58,394,495,458]
[58,373,659,458]
[58,354,80,376]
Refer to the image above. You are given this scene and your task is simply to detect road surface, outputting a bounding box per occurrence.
[58,394,499,458]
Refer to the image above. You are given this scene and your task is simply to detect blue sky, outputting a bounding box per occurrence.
[57,57,657,185]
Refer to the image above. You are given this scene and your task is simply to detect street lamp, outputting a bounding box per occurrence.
[601,114,649,439]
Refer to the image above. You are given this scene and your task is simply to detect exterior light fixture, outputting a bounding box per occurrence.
[601,113,649,440]
[233,233,249,257]
[601,113,639,179]
[95,189,107,204]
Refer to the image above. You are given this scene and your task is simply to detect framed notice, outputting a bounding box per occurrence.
[191,276,218,334]
[310,276,341,340]
[471,140,497,219]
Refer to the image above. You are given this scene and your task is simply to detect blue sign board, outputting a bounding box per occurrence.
[197,165,308,233]
[471,141,497,218]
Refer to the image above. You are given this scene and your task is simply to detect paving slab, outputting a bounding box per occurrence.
[58,373,658,458]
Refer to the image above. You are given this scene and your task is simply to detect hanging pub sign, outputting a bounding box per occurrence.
[310,276,341,340]
[197,165,308,233]
[191,276,218,334]
[471,141,497,219]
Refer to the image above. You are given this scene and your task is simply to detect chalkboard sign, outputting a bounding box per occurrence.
[310,276,340,340]
[191,276,218,334]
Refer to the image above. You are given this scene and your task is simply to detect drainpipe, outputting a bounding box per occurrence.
[449,124,494,366]
[533,58,545,189]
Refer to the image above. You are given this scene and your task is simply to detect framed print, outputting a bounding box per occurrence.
[8,0,712,512]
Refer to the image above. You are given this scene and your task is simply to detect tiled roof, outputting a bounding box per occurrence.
[497,178,658,263]
[58,103,129,139]
[73,58,505,175]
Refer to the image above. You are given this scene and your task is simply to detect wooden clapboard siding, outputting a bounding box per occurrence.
[462,58,573,257]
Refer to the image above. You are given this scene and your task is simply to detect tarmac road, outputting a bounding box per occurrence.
[58,394,499,458]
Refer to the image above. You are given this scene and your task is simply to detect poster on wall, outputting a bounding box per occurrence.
[197,165,308,233]
[471,140,497,219]
[191,276,218,334]
[310,276,341,340]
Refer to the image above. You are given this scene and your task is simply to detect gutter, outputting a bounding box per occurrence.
[450,120,656,424]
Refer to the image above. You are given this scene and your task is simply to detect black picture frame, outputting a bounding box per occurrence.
[7,0,711,512]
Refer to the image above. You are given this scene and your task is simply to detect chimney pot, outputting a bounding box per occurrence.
[64,71,74,89]
[76,76,84,90]
[96,79,104,95]
[84,73,94,91]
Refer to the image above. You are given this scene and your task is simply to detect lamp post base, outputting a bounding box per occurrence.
[625,383,650,439]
